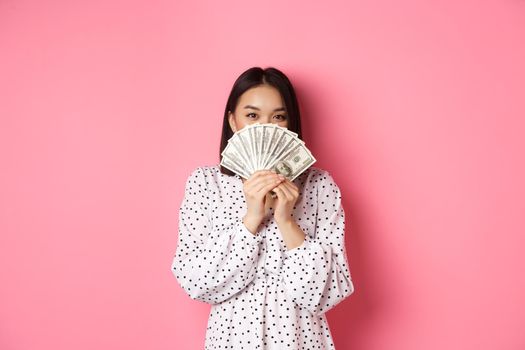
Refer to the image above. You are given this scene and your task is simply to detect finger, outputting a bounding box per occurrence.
[279,178,299,195]
[245,170,278,186]
[254,176,284,194]
[248,169,276,181]
[274,182,293,201]
[246,174,283,193]
[271,185,285,200]
[248,169,283,183]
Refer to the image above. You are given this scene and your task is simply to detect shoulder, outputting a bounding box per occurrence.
[183,164,226,188]
[298,166,344,201]
[185,164,220,178]
[302,166,338,186]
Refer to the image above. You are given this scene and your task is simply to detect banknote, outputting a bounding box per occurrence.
[220,142,251,177]
[267,142,316,181]
[220,123,316,182]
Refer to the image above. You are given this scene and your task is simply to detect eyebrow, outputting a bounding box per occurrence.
[243,105,287,112]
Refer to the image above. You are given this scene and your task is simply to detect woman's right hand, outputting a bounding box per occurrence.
[242,170,285,234]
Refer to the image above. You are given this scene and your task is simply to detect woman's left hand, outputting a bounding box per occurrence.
[272,178,300,224]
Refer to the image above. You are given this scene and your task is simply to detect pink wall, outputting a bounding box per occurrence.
[1,0,524,349]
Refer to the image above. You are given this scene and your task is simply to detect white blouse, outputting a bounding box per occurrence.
[171,164,355,349]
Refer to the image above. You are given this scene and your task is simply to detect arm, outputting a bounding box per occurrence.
[171,167,263,305]
[281,171,355,316]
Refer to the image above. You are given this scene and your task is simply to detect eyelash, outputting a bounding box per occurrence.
[246,113,287,120]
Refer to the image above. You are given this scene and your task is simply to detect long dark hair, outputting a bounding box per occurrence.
[219,66,303,176]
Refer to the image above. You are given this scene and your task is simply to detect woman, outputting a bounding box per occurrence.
[171,66,355,349]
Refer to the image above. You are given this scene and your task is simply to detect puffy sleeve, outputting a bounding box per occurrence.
[171,167,263,305]
[281,170,355,316]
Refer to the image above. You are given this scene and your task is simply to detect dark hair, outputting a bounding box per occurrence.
[219,66,303,176]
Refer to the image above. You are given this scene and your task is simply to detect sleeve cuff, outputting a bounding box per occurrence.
[236,219,263,244]
[284,235,310,259]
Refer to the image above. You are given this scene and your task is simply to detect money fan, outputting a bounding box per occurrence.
[220,123,316,183]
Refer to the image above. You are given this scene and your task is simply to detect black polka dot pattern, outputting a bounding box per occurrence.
[171,164,355,349]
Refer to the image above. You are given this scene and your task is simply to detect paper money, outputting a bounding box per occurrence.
[220,123,316,183]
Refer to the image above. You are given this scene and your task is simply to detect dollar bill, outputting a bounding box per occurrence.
[249,125,261,170]
[230,132,254,173]
[260,124,275,169]
[220,154,250,179]
[268,142,316,181]
[265,128,302,169]
[221,142,251,177]
[221,123,315,181]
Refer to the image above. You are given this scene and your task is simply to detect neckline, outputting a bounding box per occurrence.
[215,164,242,179]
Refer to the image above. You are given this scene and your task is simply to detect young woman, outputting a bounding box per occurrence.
[171,67,355,349]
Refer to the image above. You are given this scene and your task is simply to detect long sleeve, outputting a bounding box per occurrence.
[171,167,263,305]
[281,171,355,316]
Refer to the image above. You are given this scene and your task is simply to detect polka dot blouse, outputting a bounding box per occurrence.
[171,164,355,349]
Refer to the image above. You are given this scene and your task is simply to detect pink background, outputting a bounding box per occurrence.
[1,0,524,349]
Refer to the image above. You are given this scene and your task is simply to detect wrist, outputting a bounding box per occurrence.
[275,217,296,228]
[242,215,261,235]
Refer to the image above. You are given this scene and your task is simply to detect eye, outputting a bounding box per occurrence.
[274,114,287,121]
[246,113,257,119]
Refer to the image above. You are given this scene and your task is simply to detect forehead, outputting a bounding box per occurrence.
[237,85,284,109]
